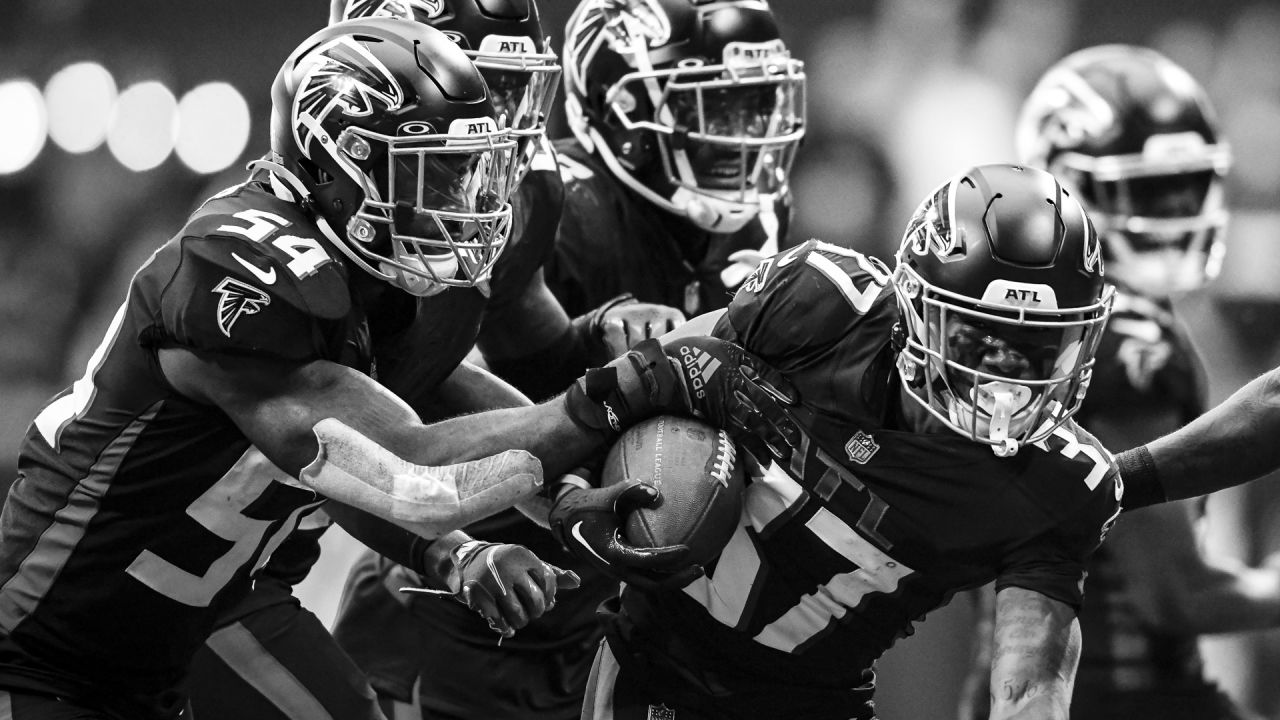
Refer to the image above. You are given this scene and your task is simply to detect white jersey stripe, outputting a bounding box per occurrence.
[0,404,160,632]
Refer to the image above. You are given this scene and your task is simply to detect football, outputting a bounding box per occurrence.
[601,415,745,568]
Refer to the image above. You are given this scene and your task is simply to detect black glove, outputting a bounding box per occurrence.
[548,479,703,592]
[662,335,801,463]
[561,334,801,458]
[405,539,581,638]
[562,339,680,439]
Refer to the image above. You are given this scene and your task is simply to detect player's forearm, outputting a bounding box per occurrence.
[410,400,605,478]
[987,588,1079,720]
[1122,367,1280,508]
[478,281,590,401]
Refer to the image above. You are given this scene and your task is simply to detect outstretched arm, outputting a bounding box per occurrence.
[1119,367,1280,508]
[987,587,1080,720]
[159,348,603,538]
[478,270,684,400]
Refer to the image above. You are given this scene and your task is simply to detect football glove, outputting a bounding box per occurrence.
[548,478,702,592]
[404,539,580,638]
[577,294,687,362]
[661,336,801,464]
[562,335,800,461]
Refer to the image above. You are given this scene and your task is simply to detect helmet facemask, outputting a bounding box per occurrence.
[894,264,1113,457]
[1053,136,1231,297]
[332,119,519,297]
[469,34,561,182]
[584,32,806,232]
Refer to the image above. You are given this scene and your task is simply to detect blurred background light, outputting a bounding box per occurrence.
[0,79,48,175]
[175,81,251,174]
[106,80,177,172]
[45,62,117,154]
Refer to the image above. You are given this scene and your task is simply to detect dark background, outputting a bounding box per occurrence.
[3,1,1280,717]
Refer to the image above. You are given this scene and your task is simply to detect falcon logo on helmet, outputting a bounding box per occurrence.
[902,181,967,263]
[293,37,403,157]
[1016,44,1232,298]
[892,164,1114,458]
[269,19,518,298]
[339,0,444,20]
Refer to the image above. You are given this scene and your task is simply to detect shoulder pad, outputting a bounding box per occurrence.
[727,240,895,362]
[159,202,354,361]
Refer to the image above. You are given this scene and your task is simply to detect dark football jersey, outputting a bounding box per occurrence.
[0,181,362,715]
[1070,291,1229,713]
[329,148,626,720]
[606,241,1122,707]
[244,150,566,593]
[544,138,791,317]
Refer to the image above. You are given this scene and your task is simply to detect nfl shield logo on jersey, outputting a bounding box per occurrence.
[647,704,676,720]
[845,430,880,465]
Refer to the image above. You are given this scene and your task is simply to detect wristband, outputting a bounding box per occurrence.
[1116,446,1166,511]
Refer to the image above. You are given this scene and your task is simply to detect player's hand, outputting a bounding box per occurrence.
[548,479,702,592]
[579,294,686,361]
[596,300,686,359]
[444,541,581,638]
[661,336,801,463]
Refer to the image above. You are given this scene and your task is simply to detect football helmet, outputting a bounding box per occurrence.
[563,0,806,233]
[893,164,1114,457]
[268,18,519,297]
[331,0,561,182]
[1017,44,1232,297]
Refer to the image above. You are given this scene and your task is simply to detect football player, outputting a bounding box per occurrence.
[0,18,753,720]
[558,164,1124,720]
[328,1,807,718]
[548,0,806,317]
[957,46,1280,720]
[184,3,703,720]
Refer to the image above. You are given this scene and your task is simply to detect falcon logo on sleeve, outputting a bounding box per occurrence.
[213,277,271,337]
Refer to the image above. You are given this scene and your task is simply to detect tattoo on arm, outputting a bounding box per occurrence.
[988,587,1080,720]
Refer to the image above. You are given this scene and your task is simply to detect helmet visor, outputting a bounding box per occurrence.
[610,52,805,201]
[899,271,1113,449]
[477,63,560,180]
[667,83,796,191]
[343,124,519,289]
[1060,151,1230,294]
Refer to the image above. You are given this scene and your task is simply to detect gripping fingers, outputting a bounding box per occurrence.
[461,584,514,638]
[611,480,662,514]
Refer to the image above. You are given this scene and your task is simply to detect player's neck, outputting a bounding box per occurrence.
[893,385,944,434]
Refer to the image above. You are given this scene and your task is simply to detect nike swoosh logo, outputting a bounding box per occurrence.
[232,253,277,285]
[570,522,609,564]
[776,247,804,267]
